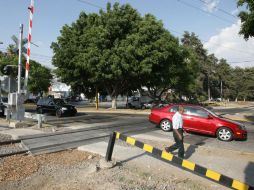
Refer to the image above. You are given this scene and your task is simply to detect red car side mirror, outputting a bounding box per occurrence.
[208,115,213,119]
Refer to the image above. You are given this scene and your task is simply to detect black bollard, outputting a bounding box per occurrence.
[105,132,116,162]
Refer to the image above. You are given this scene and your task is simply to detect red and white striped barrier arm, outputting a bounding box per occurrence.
[25,0,34,89]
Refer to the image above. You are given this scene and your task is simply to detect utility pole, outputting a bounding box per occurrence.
[18,24,23,93]
[207,73,210,102]
[220,80,223,101]
[96,87,99,110]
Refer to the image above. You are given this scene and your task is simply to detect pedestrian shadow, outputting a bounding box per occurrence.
[119,152,147,164]
[244,115,254,124]
[244,161,254,188]
[184,142,205,159]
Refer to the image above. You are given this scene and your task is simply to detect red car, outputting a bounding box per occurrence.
[149,104,247,141]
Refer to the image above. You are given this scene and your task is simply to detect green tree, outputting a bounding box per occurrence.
[181,32,208,101]
[52,3,195,108]
[28,60,52,95]
[237,0,254,40]
[229,67,246,101]
[0,53,52,95]
[215,59,232,100]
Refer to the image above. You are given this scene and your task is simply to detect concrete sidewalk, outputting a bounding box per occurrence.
[78,137,254,189]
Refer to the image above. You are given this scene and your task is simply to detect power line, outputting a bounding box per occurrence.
[74,0,253,57]
[177,0,234,24]
[196,0,237,18]
[169,29,254,57]
[228,60,254,64]
[76,0,105,10]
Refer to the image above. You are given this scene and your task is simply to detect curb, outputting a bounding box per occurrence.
[77,108,252,122]
[115,131,254,190]
[223,115,253,123]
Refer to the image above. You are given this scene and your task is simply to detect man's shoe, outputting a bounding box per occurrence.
[178,155,184,159]
[164,147,170,152]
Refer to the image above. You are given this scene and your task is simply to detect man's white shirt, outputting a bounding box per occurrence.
[172,111,183,129]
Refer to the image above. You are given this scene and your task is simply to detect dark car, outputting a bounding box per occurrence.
[0,102,6,116]
[36,97,77,117]
[0,97,8,116]
[149,104,247,141]
[126,97,154,109]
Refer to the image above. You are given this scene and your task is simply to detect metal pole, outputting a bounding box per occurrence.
[207,73,210,102]
[24,0,35,91]
[105,132,116,162]
[8,77,11,93]
[96,87,99,110]
[18,24,23,93]
[220,80,223,101]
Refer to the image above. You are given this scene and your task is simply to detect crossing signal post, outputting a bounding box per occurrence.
[0,24,26,124]
[2,65,13,76]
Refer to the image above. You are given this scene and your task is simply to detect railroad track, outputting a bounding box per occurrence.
[0,140,28,158]
[0,120,157,158]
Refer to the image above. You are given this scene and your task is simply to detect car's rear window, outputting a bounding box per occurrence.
[169,106,178,113]
[184,106,208,118]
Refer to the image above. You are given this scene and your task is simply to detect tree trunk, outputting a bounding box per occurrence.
[111,96,117,109]
[235,97,238,102]
[126,94,129,108]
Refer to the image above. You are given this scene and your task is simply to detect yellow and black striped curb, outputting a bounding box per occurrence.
[115,131,254,190]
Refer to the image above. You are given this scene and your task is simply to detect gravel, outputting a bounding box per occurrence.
[0,133,12,142]
[0,133,26,164]
[0,149,216,190]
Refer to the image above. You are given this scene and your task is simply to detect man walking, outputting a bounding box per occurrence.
[165,105,185,158]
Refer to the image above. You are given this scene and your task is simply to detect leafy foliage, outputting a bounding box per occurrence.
[51,3,196,107]
[28,60,52,95]
[181,31,254,102]
[0,53,52,95]
[237,0,254,40]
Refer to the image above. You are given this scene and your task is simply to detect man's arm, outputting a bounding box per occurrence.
[173,129,182,141]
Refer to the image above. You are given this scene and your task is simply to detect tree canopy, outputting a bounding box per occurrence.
[0,52,52,95]
[237,0,254,40]
[51,3,197,108]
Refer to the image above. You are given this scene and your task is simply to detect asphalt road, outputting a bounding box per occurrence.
[43,112,254,154]
[211,105,254,115]
[21,101,254,153]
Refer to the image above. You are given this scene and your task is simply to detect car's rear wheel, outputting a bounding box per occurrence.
[56,109,62,118]
[160,119,172,132]
[71,110,77,117]
[37,108,43,114]
[216,127,233,141]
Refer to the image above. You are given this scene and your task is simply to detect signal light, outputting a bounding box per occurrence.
[1,65,13,76]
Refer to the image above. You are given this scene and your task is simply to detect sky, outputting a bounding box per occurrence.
[0,0,253,69]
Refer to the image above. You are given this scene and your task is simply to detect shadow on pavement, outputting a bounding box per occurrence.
[245,162,254,187]
[184,142,206,159]
[119,152,147,164]
[244,115,254,123]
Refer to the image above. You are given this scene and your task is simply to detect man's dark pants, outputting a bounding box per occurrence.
[167,128,184,158]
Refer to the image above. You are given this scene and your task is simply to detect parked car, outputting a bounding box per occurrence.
[0,102,6,116]
[36,97,77,117]
[149,104,247,141]
[24,98,37,104]
[0,97,8,116]
[151,100,169,108]
[126,97,152,109]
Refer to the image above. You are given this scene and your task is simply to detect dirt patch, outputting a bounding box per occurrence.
[0,150,218,190]
[0,150,96,182]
